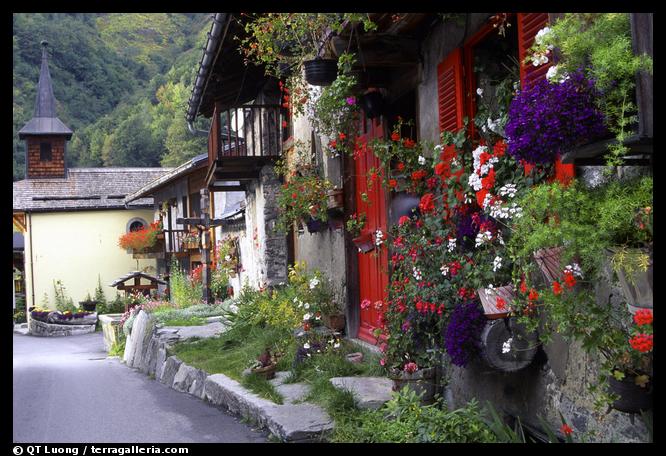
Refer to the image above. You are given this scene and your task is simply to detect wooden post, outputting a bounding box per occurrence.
[200,189,212,304]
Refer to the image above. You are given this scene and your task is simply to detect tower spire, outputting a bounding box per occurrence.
[34,40,56,118]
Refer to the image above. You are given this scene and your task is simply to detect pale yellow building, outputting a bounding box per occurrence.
[13,41,171,311]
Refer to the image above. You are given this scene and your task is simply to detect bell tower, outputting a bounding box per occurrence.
[18,41,73,179]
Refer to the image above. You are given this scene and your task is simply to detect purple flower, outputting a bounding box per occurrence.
[402,321,411,332]
[505,69,607,165]
[346,96,356,105]
[444,301,486,367]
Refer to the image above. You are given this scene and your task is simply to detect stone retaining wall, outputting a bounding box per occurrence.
[121,310,333,442]
[29,318,96,337]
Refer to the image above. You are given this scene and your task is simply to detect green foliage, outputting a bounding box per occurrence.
[13,13,210,180]
[168,258,202,308]
[332,390,496,443]
[53,279,77,312]
[97,292,127,315]
[93,274,108,309]
[13,309,27,324]
[108,339,126,357]
[149,302,229,326]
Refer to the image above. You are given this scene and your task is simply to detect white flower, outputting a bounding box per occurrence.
[375,230,384,246]
[418,156,426,165]
[434,144,443,151]
[315,314,321,320]
[546,65,559,82]
[534,27,551,45]
[502,337,513,354]
[482,192,493,209]
[293,297,299,303]
[303,343,310,350]
[565,263,583,278]
[451,158,460,168]
[229,304,239,314]
[493,256,502,272]
[303,303,310,310]
[468,172,483,192]
[334,342,340,349]
[440,265,449,276]
[447,237,457,252]
[303,313,312,320]
[475,230,493,248]
[476,87,484,97]
[224,255,232,262]
[309,278,320,289]
[412,267,423,281]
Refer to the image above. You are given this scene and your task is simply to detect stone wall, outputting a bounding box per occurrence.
[29,318,96,337]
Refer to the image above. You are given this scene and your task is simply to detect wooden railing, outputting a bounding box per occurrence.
[208,104,287,163]
[163,229,196,254]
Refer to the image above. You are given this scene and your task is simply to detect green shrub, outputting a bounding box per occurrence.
[13,308,26,324]
[53,280,77,312]
[169,258,202,308]
[332,389,497,443]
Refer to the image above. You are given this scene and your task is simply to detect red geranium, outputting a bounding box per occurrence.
[552,281,562,296]
[411,169,427,181]
[629,334,653,353]
[633,309,653,326]
[419,193,436,213]
[563,271,577,288]
[391,131,401,141]
[398,216,411,226]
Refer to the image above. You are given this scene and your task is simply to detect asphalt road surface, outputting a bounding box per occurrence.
[13,332,267,443]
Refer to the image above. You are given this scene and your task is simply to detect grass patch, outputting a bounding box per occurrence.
[171,325,289,403]
[108,339,126,357]
[160,316,206,327]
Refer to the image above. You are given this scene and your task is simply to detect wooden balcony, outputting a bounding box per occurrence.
[163,229,197,256]
[206,104,288,187]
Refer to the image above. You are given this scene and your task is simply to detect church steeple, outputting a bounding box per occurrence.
[18,41,72,179]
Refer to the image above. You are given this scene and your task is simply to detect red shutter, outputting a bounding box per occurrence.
[437,48,464,134]
[517,13,574,184]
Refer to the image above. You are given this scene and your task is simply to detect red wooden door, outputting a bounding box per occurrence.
[355,115,389,344]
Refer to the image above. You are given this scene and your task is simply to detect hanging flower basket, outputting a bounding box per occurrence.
[352,232,375,253]
[477,285,515,319]
[306,217,328,233]
[533,246,565,284]
[607,247,653,315]
[327,188,345,209]
[303,58,338,86]
[607,374,653,414]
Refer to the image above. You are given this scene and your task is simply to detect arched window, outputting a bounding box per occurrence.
[126,217,148,233]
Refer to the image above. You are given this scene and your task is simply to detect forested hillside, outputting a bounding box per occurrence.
[13,13,212,181]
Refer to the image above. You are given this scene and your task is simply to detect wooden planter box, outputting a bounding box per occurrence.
[352,232,375,253]
[477,285,514,319]
[327,189,344,210]
[533,246,565,284]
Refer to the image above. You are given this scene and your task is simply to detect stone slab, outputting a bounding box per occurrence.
[268,371,292,387]
[98,314,123,352]
[330,376,394,410]
[275,383,310,404]
[263,403,334,442]
[174,322,226,340]
[159,356,183,386]
[28,318,96,337]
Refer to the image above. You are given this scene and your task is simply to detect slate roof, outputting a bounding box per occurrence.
[109,271,167,287]
[13,167,173,212]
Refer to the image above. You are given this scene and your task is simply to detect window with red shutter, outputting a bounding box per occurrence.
[437,48,464,135]
[517,12,574,183]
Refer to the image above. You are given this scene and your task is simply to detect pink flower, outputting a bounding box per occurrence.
[403,362,418,374]
[374,300,384,311]
[379,358,386,366]
[361,299,371,310]
[346,96,356,105]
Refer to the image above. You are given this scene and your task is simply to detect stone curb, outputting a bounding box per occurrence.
[121,310,334,442]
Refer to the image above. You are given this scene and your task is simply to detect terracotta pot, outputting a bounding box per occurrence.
[327,189,344,209]
[251,363,278,380]
[533,246,565,284]
[608,374,652,414]
[322,313,345,332]
[303,58,338,86]
[477,285,514,319]
[390,366,438,404]
[352,232,375,253]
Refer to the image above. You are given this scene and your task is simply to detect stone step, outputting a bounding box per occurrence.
[275,382,311,404]
[329,376,394,410]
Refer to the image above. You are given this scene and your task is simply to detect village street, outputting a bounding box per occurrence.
[12,332,267,443]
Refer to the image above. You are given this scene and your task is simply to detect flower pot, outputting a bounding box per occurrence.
[533,246,565,284]
[322,313,345,332]
[480,318,539,372]
[79,301,98,312]
[327,188,344,209]
[303,58,338,86]
[608,248,653,315]
[306,218,328,233]
[477,285,515,319]
[352,232,375,253]
[390,366,438,404]
[251,363,278,380]
[608,374,652,414]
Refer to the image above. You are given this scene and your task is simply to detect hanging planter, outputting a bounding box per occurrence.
[477,285,515,319]
[533,246,565,284]
[327,188,344,209]
[607,247,653,315]
[352,231,375,253]
[304,58,338,86]
[480,318,539,372]
[607,374,653,414]
[306,217,328,233]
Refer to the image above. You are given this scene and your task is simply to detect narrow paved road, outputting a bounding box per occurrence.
[13,332,267,443]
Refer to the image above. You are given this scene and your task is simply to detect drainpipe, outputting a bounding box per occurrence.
[187,12,229,136]
[28,212,35,312]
